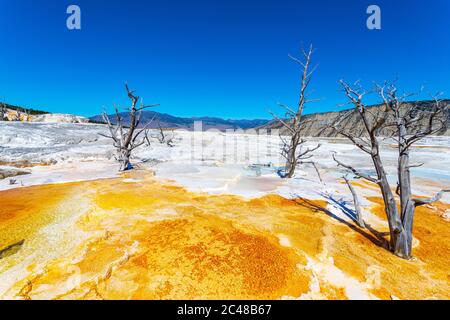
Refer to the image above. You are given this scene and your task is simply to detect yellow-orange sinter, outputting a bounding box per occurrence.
[0,171,448,300]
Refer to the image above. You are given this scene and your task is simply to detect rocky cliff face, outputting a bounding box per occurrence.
[260,100,450,137]
[3,108,88,124]
[30,113,89,123]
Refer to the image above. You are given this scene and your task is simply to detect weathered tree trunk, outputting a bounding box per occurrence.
[284,135,299,178]
[343,176,365,228]
[118,148,132,171]
[395,123,414,258]
[284,162,295,179]
[371,150,405,253]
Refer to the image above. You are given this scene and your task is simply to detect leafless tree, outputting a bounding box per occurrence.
[332,80,449,259]
[100,83,158,171]
[156,121,175,147]
[270,45,320,178]
[144,129,152,147]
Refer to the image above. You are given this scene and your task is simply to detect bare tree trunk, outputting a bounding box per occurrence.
[118,147,132,171]
[371,152,405,252]
[284,135,299,178]
[395,122,414,258]
[343,176,365,228]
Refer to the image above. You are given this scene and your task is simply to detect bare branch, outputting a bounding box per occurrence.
[297,143,321,160]
[332,153,379,184]
[343,176,365,228]
[268,111,295,134]
[413,190,449,207]
[406,163,424,169]
[299,160,323,184]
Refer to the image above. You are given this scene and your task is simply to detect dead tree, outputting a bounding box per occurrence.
[100,83,158,171]
[343,175,365,228]
[144,129,152,147]
[157,121,175,147]
[270,45,320,178]
[332,80,448,259]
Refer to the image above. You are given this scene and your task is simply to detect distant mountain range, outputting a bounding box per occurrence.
[89,111,270,131]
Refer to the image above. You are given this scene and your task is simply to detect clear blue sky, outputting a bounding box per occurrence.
[1,0,449,119]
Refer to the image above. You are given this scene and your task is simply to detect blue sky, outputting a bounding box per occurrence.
[0,0,449,119]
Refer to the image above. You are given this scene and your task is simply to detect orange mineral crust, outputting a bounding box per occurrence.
[0,172,449,300]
